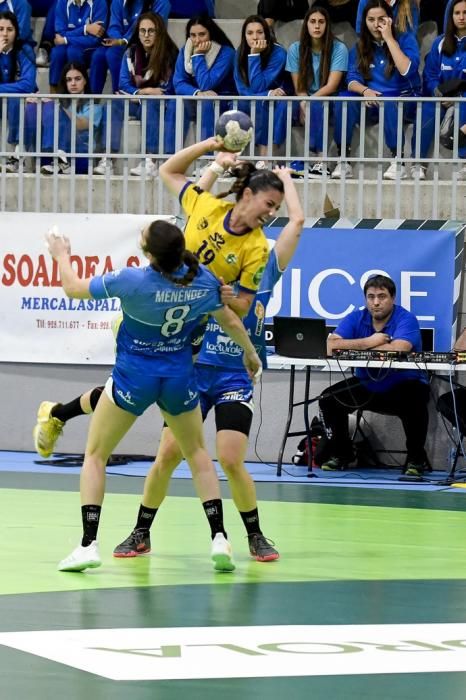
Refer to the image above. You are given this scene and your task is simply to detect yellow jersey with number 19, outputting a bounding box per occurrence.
[180,183,269,292]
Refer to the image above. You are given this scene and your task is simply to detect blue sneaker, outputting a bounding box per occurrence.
[290,160,305,177]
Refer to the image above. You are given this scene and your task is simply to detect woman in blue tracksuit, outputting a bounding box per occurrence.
[286,5,348,178]
[95,11,178,177]
[89,0,170,94]
[332,0,428,180]
[423,0,466,174]
[173,14,235,141]
[356,0,420,35]
[0,11,36,173]
[0,0,34,54]
[49,0,108,88]
[46,219,261,573]
[234,14,288,162]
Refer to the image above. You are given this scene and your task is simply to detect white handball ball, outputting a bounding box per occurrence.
[215,110,253,152]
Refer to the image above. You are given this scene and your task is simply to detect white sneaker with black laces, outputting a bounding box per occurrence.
[130,158,157,177]
[58,541,101,572]
[211,533,235,572]
[308,162,330,179]
[93,157,113,175]
[331,161,353,179]
[383,161,407,180]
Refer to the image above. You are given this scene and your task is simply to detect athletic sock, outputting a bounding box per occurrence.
[240,507,262,537]
[52,398,85,423]
[202,499,227,539]
[81,505,101,546]
[135,504,158,532]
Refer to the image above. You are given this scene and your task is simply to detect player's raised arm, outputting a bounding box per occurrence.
[272,168,305,269]
[45,231,92,299]
[159,137,225,197]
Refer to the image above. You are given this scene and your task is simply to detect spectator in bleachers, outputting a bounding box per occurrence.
[332,0,427,180]
[286,5,348,177]
[49,0,108,91]
[169,1,215,18]
[0,11,37,173]
[174,14,235,141]
[0,0,34,54]
[257,1,309,29]
[356,0,419,35]
[89,1,170,94]
[422,0,466,179]
[94,11,178,176]
[234,15,288,165]
[25,60,102,173]
[317,0,358,29]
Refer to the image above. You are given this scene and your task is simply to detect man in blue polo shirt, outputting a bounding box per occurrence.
[319,274,430,476]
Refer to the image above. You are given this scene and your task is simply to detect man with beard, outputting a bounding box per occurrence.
[319,274,430,476]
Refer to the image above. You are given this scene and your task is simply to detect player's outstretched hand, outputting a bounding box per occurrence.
[243,350,262,382]
[272,165,293,180]
[45,226,71,259]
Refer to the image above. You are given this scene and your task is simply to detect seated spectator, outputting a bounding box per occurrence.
[169,1,215,18]
[0,0,34,56]
[173,14,235,142]
[0,11,37,173]
[90,0,170,94]
[316,0,359,29]
[24,61,102,174]
[332,0,429,180]
[49,0,108,90]
[234,15,288,164]
[423,0,466,180]
[319,274,430,476]
[356,0,419,35]
[286,5,348,177]
[257,0,309,29]
[95,11,178,177]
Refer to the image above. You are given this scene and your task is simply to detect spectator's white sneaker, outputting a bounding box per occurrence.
[58,541,101,572]
[211,533,235,572]
[130,158,157,177]
[255,160,267,170]
[331,161,353,179]
[383,161,407,180]
[93,157,113,175]
[36,48,49,67]
[410,164,426,180]
[308,162,330,179]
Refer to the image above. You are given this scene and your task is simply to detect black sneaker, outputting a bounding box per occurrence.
[404,462,425,477]
[248,533,279,562]
[308,162,331,179]
[321,456,348,471]
[113,529,151,558]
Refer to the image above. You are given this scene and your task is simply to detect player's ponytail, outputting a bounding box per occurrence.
[144,219,199,286]
[217,162,284,201]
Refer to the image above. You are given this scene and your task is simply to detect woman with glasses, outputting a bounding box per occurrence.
[94,12,178,177]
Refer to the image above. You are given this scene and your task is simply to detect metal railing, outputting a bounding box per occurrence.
[0,93,464,220]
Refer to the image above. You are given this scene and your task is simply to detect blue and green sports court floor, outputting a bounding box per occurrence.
[1,452,466,699]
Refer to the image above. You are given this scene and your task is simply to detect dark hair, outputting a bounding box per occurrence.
[237,15,274,87]
[363,274,396,297]
[0,11,23,83]
[443,0,465,56]
[129,12,178,85]
[298,6,335,94]
[185,14,234,48]
[143,220,200,286]
[57,62,90,108]
[357,0,397,82]
[217,162,284,201]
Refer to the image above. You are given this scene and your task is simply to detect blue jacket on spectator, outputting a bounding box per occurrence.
[54,0,108,48]
[107,0,170,41]
[356,0,419,35]
[423,34,466,95]
[0,46,36,92]
[0,0,33,45]
[169,0,215,17]
[347,32,421,95]
[174,43,235,95]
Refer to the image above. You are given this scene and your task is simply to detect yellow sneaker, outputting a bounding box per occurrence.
[33,401,65,458]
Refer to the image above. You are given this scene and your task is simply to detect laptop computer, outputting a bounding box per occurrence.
[273,316,328,359]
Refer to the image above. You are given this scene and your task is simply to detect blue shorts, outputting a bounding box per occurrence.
[195,364,254,418]
[105,357,199,417]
